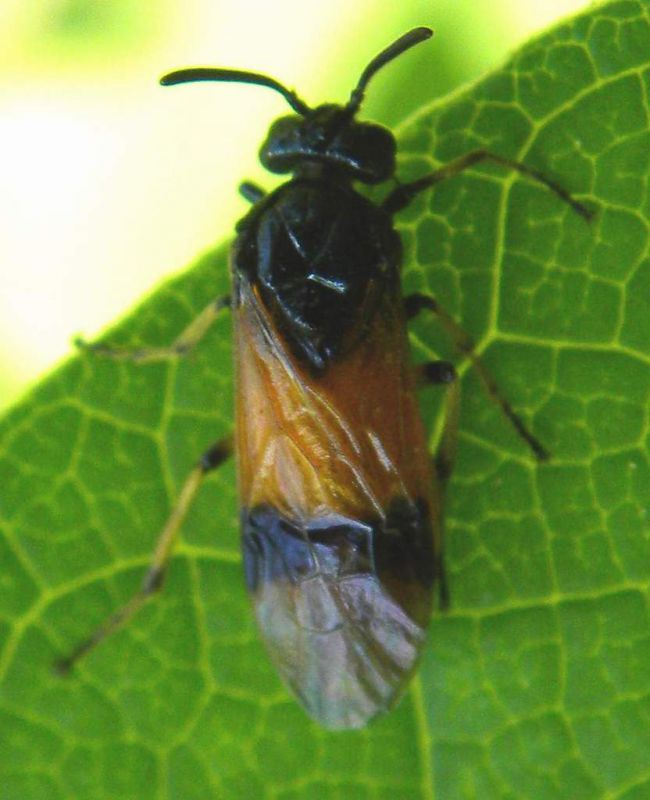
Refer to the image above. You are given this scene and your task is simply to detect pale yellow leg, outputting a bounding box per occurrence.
[55,435,233,674]
[75,295,230,363]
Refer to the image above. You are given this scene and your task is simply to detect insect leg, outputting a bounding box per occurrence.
[406,292,549,461]
[383,149,593,219]
[75,294,230,363]
[415,360,459,611]
[239,181,266,203]
[415,360,459,484]
[414,360,455,391]
[54,435,233,674]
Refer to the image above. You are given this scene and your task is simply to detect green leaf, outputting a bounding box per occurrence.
[2,1,650,797]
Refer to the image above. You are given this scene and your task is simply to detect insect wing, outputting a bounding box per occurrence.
[234,279,439,728]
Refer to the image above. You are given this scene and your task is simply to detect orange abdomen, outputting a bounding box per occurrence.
[234,284,434,523]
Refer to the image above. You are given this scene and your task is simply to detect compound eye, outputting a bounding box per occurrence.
[259,115,304,174]
[349,123,396,183]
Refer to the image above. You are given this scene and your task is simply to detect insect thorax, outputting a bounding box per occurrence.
[233,177,402,373]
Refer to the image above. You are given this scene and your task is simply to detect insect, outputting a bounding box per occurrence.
[56,27,591,729]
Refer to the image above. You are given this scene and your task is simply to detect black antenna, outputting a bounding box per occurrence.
[160,67,311,116]
[347,27,433,115]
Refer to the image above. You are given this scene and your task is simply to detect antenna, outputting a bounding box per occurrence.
[347,27,433,115]
[160,67,310,116]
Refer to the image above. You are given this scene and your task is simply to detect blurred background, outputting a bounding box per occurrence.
[0,0,589,412]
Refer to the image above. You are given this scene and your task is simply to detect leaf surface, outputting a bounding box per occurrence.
[2,2,650,797]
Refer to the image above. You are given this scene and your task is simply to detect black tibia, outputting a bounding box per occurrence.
[233,177,401,374]
[382,148,593,220]
[414,360,456,388]
[407,291,549,461]
[75,294,231,363]
[405,292,437,321]
[200,438,233,471]
[239,181,266,204]
[54,434,234,675]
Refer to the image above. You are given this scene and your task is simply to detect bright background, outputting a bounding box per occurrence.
[0,0,589,412]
